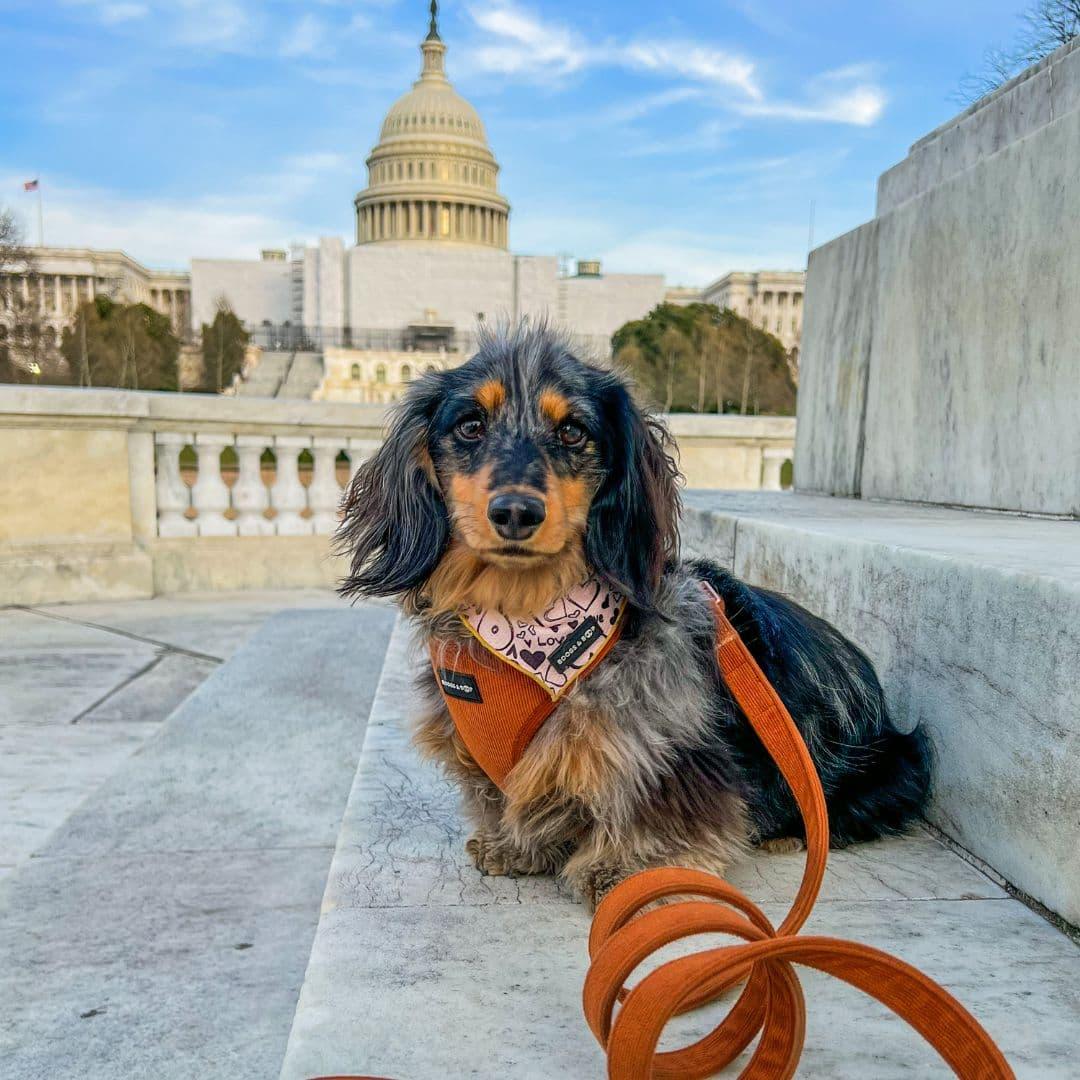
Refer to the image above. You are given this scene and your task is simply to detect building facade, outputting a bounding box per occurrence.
[0,247,191,354]
[189,5,668,393]
[702,270,806,360]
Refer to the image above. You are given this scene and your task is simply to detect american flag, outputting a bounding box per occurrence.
[24,179,39,191]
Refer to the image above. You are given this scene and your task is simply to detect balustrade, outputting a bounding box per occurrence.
[153,431,357,538]
[761,447,793,492]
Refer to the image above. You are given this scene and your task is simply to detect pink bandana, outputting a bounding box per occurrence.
[462,577,627,699]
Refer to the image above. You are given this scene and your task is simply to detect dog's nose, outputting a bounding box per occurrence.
[487,493,546,541]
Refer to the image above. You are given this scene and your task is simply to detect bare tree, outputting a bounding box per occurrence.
[658,327,688,413]
[0,209,31,273]
[956,0,1080,104]
[739,319,755,415]
[0,208,52,383]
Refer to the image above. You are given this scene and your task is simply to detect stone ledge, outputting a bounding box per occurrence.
[149,535,350,594]
[0,542,154,605]
[278,617,1079,1080]
[682,491,1080,926]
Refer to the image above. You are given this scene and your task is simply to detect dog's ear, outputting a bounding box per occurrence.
[587,378,682,612]
[336,376,449,600]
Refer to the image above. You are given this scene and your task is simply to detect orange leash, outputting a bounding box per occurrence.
[582,586,1013,1078]
[312,586,1013,1079]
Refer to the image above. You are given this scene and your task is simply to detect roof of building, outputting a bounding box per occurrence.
[374,3,491,154]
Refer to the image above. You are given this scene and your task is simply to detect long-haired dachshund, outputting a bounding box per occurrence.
[338,324,931,908]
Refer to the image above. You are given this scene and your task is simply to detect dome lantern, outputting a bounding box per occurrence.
[354,1,510,248]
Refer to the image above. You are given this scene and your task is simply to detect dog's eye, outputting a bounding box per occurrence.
[456,417,486,442]
[557,421,587,448]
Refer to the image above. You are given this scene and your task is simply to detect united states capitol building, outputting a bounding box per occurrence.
[191,6,675,402]
[5,4,806,400]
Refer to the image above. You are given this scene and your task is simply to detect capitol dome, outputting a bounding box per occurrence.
[355,2,510,248]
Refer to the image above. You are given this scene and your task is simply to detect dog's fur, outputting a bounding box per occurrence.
[338,324,932,908]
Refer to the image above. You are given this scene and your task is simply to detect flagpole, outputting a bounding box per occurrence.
[37,180,44,247]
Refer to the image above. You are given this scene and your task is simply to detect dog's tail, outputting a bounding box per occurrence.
[824,722,933,846]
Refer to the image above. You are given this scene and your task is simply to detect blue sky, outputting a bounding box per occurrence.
[2,0,1026,284]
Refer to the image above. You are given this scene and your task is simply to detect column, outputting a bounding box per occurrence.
[191,433,237,536]
[761,447,790,491]
[272,435,314,535]
[234,435,273,535]
[154,432,197,538]
[309,438,344,534]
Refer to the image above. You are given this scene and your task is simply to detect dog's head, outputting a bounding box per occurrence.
[337,324,681,616]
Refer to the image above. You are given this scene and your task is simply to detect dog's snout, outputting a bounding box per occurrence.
[487,493,546,541]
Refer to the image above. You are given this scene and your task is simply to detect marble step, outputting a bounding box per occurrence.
[280,352,324,400]
[681,490,1080,928]
[237,351,293,397]
[278,618,1080,1080]
[0,603,396,1080]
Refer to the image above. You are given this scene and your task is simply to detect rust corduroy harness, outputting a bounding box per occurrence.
[315,582,1013,1079]
[428,581,627,789]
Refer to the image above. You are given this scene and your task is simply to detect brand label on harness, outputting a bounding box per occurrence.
[438,668,483,703]
[549,616,602,673]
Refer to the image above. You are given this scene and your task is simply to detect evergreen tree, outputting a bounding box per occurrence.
[612,302,795,414]
[200,299,250,393]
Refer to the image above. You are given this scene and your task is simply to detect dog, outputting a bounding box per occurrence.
[337,324,931,909]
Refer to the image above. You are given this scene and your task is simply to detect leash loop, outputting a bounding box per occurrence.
[582,587,1014,1079]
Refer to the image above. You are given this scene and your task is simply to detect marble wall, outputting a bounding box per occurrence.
[797,36,1080,516]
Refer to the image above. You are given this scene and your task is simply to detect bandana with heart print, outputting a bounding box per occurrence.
[461,576,627,699]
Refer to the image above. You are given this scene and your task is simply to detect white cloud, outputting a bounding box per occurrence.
[466,2,759,96]
[737,85,886,126]
[621,42,760,100]
[468,3,592,77]
[465,2,884,128]
[99,3,148,23]
[597,230,805,286]
[0,155,353,266]
[618,119,737,158]
[281,13,328,59]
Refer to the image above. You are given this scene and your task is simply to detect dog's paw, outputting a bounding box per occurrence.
[579,865,629,912]
[465,833,521,877]
[758,836,806,854]
[466,833,565,877]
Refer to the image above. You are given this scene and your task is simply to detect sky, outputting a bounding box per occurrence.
[1,0,1029,285]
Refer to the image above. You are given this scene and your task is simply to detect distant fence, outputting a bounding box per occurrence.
[244,323,613,359]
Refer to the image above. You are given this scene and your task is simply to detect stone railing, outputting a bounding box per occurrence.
[0,385,794,604]
[154,430,379,539]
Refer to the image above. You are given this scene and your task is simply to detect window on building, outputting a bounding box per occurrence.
[763,291,772,305]
[401,364,412,382]
[793,293,802,307]
[777,292,787,306]
[776,318,782,333]
[376,364,386,384]
[425,363,436,374]
[350,364,360,381]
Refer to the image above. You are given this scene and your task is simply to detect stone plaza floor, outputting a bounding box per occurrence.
[1,588,1077,1078]
[0,589,350,880]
